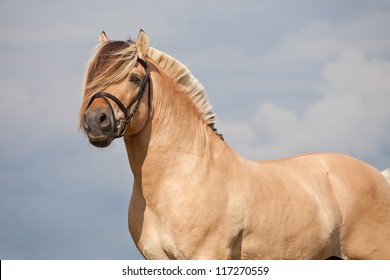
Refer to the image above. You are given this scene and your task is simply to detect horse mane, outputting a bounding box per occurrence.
[146,47,216,127]
[80,39,222,139]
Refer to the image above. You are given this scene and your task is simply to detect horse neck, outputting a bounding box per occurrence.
[124,69,222,186]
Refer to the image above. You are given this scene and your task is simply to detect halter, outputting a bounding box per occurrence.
[85,57,151,138]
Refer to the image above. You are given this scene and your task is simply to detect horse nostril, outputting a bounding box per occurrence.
[82,117,89,131]
[98,112,112,131]
[84,108,112,134]
[98,113,107,124]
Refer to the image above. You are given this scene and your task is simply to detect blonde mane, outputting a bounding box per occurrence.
[147,47,216,126]
[80,40,217,129]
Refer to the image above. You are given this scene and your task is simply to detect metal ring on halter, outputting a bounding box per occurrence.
[85,57,151,138]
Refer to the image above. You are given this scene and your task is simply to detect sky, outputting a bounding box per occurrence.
[1,0,390,259]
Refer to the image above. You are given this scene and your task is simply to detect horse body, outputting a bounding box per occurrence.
[80,30,390,259]
[127,128,390,259]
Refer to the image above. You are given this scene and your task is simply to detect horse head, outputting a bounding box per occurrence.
[80,30,151,147]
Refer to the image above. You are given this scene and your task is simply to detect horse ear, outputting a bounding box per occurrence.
[136,29,150,58]
[99,31,109,43]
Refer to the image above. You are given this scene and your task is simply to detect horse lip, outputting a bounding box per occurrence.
[88,134,113,148]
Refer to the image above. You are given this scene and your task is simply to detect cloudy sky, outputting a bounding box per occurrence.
[1,0,390,259]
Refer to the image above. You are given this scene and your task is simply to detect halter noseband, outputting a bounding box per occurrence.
[85,57,151,138]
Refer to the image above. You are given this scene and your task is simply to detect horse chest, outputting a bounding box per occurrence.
[137,215,201,259]
[132,207,234,259]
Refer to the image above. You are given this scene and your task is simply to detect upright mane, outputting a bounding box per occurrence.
[80,39,221,137]
[147,47,216,127]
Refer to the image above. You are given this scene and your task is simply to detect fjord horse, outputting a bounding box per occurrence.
[79,30,390,259]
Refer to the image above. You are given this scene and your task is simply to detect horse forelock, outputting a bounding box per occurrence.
[79,40,138,127]
[84,40,138,95]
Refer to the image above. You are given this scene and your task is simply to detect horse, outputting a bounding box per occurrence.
[79,30,390,259]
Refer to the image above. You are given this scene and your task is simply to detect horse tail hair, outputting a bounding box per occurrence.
[382,168,390,184]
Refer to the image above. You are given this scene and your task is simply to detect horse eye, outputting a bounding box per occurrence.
[130,75,141,83]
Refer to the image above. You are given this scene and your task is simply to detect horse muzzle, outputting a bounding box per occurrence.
[83,106,116,148]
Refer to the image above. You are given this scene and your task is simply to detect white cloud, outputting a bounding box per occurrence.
[257,12,390,66]
[219,17,390,169]
[303,49,390,156]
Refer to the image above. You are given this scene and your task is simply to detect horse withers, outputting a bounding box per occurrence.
[79,30,390,259]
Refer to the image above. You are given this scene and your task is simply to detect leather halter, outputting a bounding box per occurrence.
[85,57,151,138]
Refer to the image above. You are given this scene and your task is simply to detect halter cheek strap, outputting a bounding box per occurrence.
[85,57,151,138]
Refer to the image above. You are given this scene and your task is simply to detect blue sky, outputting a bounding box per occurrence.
[1,0,390,259]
